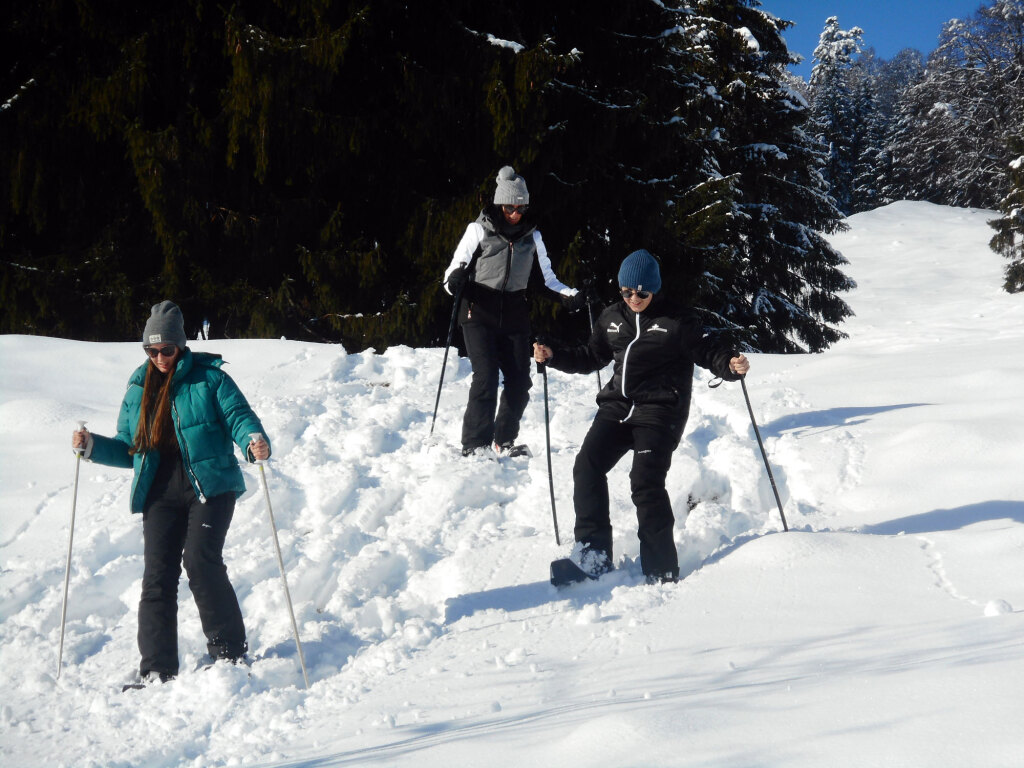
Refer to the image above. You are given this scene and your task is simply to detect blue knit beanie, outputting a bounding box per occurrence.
[617,249,661,294]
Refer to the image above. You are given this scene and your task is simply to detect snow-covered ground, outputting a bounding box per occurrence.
[1,201,1023,767]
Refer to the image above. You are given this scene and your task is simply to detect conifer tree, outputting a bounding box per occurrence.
[677,1,854,352]
[886,1,1023,209]
[869,49,925,206]
[491,0,854,352]
[848,87,880,212]
[808,16,864,215]
[1,1,574,346]
[990,138,1024,291]
[3,0,854,353]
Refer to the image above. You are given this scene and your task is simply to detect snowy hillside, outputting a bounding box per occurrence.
[1,201,1023,767]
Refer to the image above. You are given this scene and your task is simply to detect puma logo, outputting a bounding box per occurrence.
[202,523,212,529]
[608,322,622,332]
[648,324,668,333]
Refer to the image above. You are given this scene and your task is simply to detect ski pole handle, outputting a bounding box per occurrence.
[73,420,87,455]
[248,432,268,464]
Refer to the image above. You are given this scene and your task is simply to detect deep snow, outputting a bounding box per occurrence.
[1,201,1023,767]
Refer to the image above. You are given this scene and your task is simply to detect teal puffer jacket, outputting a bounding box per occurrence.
[88,349,270,513]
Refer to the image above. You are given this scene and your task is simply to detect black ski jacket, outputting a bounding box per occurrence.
[546,295,740,431]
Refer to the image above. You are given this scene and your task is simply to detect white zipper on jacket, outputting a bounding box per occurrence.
[619,312,643,422]
[172,401,208,503]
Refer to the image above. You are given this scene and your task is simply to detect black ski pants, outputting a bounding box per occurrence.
[460,322,533,450]
[572,416,682,578]
[139,456,246,676]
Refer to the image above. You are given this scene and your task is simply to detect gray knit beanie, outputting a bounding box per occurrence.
[617,249,662,294]
[493,166,530,206]
[142,300,188,348]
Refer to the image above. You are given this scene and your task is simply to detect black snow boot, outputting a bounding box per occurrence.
[208,638,248,664]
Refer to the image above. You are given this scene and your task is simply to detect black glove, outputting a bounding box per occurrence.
[561,280,595,312]
[446,266,468,294]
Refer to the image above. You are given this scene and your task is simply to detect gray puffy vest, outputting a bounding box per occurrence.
[472,216,537,292]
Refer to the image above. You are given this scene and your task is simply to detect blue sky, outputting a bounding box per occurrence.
[763,0,986,79]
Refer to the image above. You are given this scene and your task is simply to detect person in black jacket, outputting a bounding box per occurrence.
[444,166,587,457]
[533,249,749,583]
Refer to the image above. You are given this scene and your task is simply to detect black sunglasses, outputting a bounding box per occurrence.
[620,288,651,300]
[501,204,528,214]
[144,344,178,359]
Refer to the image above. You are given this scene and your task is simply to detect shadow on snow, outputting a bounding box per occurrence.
[759,403,930,438]
[860,500,1024,535]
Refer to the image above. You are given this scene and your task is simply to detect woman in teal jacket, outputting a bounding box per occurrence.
[72,301,270,685]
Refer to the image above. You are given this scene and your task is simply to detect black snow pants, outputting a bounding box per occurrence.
[138,452,246,676]
[572,416,682,579]
[460,322,533,451]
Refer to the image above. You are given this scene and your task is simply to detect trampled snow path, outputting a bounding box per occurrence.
[2,201,1023,767]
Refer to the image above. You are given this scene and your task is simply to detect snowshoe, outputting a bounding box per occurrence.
[550,557,598,587]
[551,545,614,587]
[193,654,251,673]
[644,571,680,585]
[494,441,532,458]
[121,670,175,692]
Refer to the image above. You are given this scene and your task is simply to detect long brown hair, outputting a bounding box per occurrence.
[130,362,178,455]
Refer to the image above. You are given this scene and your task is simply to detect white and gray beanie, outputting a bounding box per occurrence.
[142,300,188,348]
[493,166,529,206]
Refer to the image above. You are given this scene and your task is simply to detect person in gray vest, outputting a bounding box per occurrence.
[443,165,588,457]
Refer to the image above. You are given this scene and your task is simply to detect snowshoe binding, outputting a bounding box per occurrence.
[494,441,531,458]
[122,670,175,692]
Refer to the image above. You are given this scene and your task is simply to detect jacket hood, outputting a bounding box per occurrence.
[127,348,224,387]
[478,206,535,240]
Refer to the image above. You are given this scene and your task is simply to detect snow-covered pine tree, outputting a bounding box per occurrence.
[990,138,1024,291]
[873,48,925,120]
[480,0,854,353]
[808,16,864,215]
[869,49,925,205]
[674,1,854,352]
[499,0,718,303]
[847,53,886,214]
[886,1,1023,209]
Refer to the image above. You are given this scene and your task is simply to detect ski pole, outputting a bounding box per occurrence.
[57,420,86,679]
[586,303,602,390]
[250,434,310,689]
[430,285,464,435]
[739,378,789,532]
[538,362,560,545]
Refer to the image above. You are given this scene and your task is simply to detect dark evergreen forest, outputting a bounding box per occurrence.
[3,1,1019,350]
